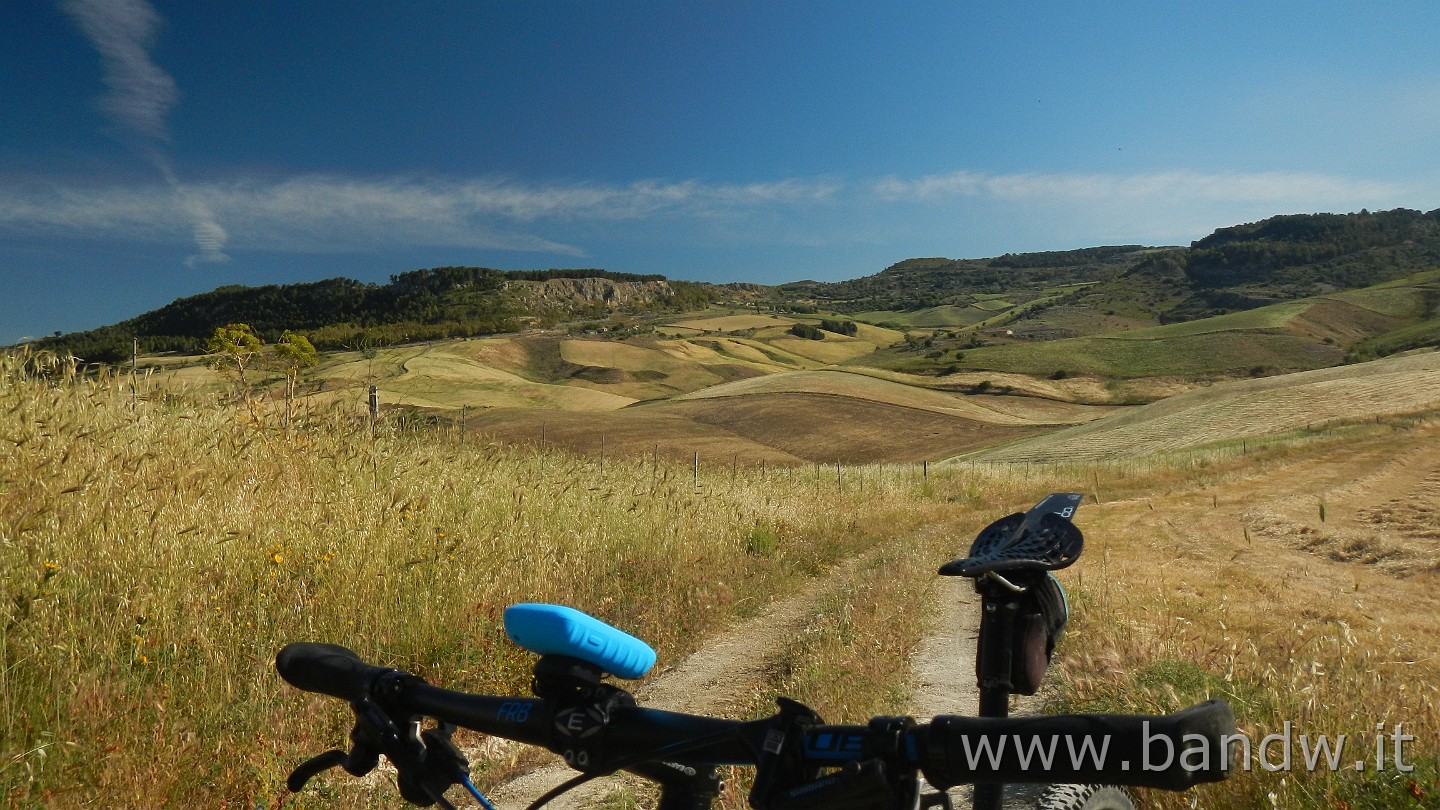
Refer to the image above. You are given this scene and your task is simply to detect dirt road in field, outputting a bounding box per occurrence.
[484,545,970,810]
[482,417,1440,809]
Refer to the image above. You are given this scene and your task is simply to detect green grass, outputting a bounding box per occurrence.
[854,306,992,328]
[1102,300,1311,340]
[914,330,1340,379]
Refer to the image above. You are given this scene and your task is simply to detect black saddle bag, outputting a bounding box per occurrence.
[1012,573,1068,696]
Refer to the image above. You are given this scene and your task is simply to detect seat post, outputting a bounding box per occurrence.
[975,583,1019,718]
[972,582,1020,810]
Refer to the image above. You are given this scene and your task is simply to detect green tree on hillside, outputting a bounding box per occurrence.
[271,330,318,425]
[206,323,262,390]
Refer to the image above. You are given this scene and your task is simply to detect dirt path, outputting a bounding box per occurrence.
[484,551,881,809]
[483,422,1439,810]
[486,506,1095,809]
[908,574,981,720]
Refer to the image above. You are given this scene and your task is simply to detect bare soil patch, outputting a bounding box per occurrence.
[465,390,1048,465]
[650,393,1050,463]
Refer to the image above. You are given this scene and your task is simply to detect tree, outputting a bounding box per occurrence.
[206,323,262,390]
[272,331,318,425]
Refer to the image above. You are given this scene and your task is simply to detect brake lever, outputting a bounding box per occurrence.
[284,737,381,792]
[289,686,474,808]
[286,749,347,793]
[286,698,391,795]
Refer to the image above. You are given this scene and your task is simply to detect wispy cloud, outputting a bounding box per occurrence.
[871,169,1405,205]
[0,174,844,255]
[0,167,1420,259]
[59,0,176,142]
[60,0,230,265]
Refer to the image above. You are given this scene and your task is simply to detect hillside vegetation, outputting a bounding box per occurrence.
[24,209,1440,379]
[25,268,714,364]
[875,268,1440,379]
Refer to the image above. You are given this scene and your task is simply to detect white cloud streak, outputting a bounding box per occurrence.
[871,169,1405,206]
[0,168,1419,258]
[0,174,845,255]
[59,0,176,142]
[61,0,230,265]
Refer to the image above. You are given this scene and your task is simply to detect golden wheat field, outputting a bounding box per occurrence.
[0,351,1002,807]
[4,347,1440,809]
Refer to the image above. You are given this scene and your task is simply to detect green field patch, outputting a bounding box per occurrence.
[854,306,991,328]
[768,335,876,364]
[1324,281,1437,319]
[970,298,1014,312]
[1350,319,1440,358]
[1104,300,1312,340]
[953,329,1342,378]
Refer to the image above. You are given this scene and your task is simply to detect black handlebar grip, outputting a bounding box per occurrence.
[919,699,1235,792]
[276,643,393,702]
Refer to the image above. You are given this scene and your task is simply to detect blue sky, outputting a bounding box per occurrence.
[3,1,1438,344]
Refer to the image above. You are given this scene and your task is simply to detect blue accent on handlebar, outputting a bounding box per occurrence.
[503,603,657,680]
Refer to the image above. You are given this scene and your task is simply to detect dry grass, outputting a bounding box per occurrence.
[767,336,877,365]
[1049,418,1440,809]
[673,369,1112,427]
[8,344,1439,809]
[666,314,799,333]
[970,350,1440,462]
[0,349,987,808]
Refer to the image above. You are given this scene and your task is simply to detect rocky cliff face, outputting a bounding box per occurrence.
[507,278,673,311]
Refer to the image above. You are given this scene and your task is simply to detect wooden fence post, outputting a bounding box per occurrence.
[368,386,379,436]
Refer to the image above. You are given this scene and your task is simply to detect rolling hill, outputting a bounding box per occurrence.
[14,207,1440,470]
[958,349,1440,463]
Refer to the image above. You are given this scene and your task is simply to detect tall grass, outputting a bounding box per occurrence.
[1046,419,1440,809]
[9,347,1435,808]
[0,351,986,807]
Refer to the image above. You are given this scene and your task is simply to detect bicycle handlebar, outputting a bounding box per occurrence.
[918,700,1234,791]
[277,642,1235,805]
[277,642,396,702]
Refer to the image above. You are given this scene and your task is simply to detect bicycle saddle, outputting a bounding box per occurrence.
[939,492,1084,578]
